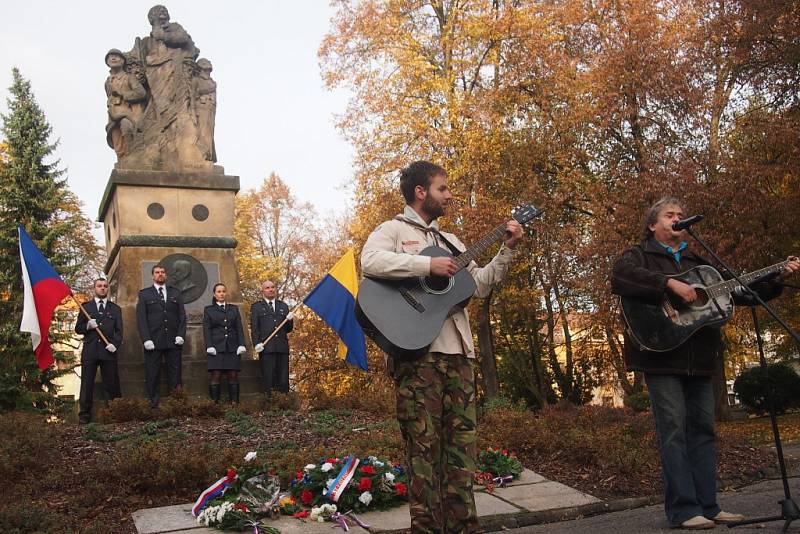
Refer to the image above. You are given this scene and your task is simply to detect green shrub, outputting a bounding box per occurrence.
[734,362,800,414]
[624,391,650,412]
[0,504,64,533]
[480,395,528,415]
[100,397,155,423]
[0,412,59,479]
[225,409,259,436]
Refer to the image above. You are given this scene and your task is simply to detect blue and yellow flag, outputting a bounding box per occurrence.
[304,249,368,370]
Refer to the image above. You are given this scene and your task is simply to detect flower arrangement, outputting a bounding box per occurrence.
[475,447,524,493]
[289,455,409,514]
[192,451,281,533]
[477,447,524,478]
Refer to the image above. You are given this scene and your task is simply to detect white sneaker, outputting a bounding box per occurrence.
[712,510,745,524]
[679,515,716,529]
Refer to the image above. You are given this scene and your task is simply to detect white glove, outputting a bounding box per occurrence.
[286,312,294,321]
[206,347,217,355]
[255,343,264,353]
[175,336,184,346]
[143,340,155,351]
[87,319,98,330]
[236,346,246,355]
[105,343,117,353]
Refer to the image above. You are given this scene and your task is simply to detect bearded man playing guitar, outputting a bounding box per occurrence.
[611,196,799,530]
[360,160,523,533]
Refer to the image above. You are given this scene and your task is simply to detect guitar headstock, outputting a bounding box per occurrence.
[512,204,543,225]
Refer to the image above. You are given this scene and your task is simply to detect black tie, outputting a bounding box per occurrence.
[98,300,105,315]
[158,287,165,302]
[268,301,274,313]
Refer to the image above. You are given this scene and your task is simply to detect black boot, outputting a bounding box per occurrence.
[209,384,221,403]
[228,383,240,404]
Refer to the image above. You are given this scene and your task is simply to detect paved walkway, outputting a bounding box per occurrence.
[132,469,601,533]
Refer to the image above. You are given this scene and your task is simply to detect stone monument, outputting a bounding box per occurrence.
[97,5,259,401]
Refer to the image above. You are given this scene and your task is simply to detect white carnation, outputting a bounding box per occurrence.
[244,451,257,462]
[384,472,395,482]
[359,491,373,506]
[304,463,317,471]
[321,462,334,472]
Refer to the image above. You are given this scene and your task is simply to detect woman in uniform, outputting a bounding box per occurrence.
[203,283,246,403]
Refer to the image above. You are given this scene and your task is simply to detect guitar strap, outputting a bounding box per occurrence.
[395,216,463,257]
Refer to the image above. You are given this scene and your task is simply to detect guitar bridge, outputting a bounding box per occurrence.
[399,286,425,313]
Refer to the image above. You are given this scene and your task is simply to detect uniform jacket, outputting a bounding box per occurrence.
[250,299,293,353]
[136,285,187,350]
[360,205,516,358]
[611,237,783,375]
[75,299,123,361]
[203,303,245,354]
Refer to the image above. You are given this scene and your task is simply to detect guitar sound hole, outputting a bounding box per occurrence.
[421,275,453,294]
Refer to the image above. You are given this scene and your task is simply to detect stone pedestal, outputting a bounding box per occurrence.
[98,169,261,400]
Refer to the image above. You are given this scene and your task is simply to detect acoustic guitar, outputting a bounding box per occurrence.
[620,259,793,352]
[356,204,542,358]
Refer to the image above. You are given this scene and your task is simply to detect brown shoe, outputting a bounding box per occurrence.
[679,515,716,529]
[712,511,745,524]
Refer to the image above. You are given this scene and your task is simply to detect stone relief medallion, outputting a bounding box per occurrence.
[192,204,209,221]
[160,253,208,304]
[147,202,165,220]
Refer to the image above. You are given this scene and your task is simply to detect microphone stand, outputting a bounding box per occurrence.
[682,225,800,531]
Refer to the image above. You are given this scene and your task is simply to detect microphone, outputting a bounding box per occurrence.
[672,214,704,231]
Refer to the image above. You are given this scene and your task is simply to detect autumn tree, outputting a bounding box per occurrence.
[235,172,321,304]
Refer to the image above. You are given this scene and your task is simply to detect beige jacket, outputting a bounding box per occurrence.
[361,206,516,358]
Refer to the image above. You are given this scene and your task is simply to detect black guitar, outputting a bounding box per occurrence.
[620,259,793,352]
[356,205,542,358]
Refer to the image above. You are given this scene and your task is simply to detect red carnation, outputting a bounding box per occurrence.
[227,468,237,480]
[502,449,508,456]
[296,471,304,481]
[301,489,313,505]
[294,510,310,519]
[327,457,338,463]
[234,503,248,512]
[360,465,376,475]
[395,482,407,496]
[358,477,373,491]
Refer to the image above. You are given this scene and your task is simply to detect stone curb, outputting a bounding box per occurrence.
[371,495,659,533]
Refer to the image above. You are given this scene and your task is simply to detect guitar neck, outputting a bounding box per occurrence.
[706,260,789,298]
[453,223,509,270]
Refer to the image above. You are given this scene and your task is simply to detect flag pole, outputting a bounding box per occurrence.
[69,294,110,346]
[259,301,304,347]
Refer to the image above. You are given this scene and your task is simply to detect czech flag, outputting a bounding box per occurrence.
[304,248,368,370]
[18,225,72,370]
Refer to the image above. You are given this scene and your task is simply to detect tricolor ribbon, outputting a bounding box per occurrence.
[191,469,238,517]
[492,475,514,488]
[327,456,360,502]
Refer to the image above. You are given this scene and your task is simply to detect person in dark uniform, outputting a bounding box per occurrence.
[136,264,187,408]
[250,280,293,400]
[203,283,246,404]
[74,278,123,424]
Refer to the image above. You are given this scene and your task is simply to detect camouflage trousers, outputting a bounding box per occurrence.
[393,352,480,534]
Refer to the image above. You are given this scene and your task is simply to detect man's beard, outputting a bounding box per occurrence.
[421,195,444,220]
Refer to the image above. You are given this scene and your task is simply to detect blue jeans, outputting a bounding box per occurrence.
[645,373,720,527]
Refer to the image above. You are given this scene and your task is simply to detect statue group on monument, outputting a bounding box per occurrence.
[104,5,216,170]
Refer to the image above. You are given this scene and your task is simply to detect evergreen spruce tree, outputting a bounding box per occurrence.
[0,68,93,412]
